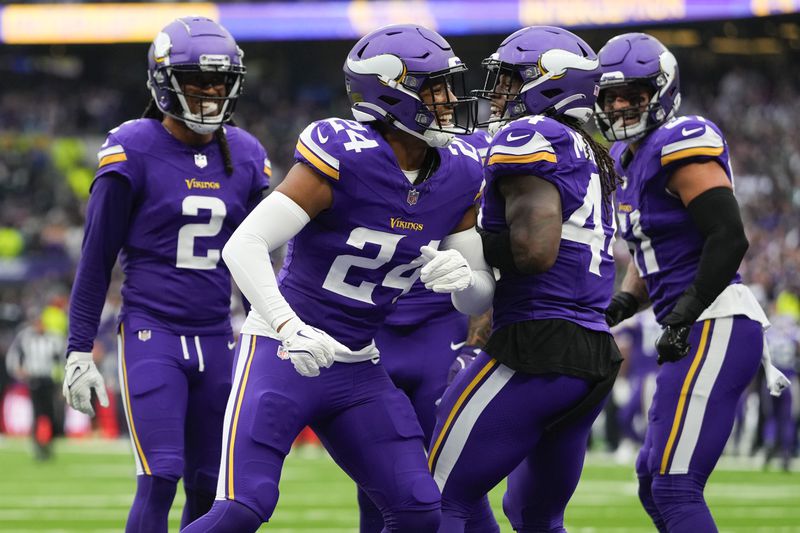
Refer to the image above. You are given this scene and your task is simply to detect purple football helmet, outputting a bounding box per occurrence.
[343,24,476,147]
[594,33,681,142]
[147,16,245,135]
[475,26,600,134]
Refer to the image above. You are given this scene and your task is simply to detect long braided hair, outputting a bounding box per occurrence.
[142,99,235,176]
[550,113,621,212]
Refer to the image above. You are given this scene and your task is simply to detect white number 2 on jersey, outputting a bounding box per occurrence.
[176,195,227,270]
[561,172,613,276]
[322,227,439,304]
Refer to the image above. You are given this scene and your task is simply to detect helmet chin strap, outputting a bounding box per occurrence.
[352,104,454,148]
[184,118,223,135]
[392,119,454,147]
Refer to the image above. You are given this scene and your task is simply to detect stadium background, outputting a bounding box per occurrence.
[0,1,798,531]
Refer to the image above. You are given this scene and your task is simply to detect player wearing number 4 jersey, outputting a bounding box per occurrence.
[429,26,622,533]
[596,33,789,532]
[64,17,270,533]
[182,24,494,532]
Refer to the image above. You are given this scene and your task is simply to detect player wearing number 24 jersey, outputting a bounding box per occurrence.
[428,26,622,533]
[64,17,270,533]
[357,129,499,533]
[182,25,494,532]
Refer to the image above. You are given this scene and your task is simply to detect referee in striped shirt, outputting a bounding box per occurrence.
[6,315,65,460]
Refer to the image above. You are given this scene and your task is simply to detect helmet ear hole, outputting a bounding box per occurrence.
[541,88,563,99]
[379,95,401,106]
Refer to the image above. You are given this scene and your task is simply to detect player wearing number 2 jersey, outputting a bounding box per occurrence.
[182,25,494,532]
[427,26,622,532]
[596,33,788,532]
[64,17,270,533]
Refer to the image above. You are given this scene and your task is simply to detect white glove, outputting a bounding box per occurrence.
[279,317,337,377]
[63,351,109,417]
[419,245,474,293]
[764,363,791,397]
[762,339,791,397]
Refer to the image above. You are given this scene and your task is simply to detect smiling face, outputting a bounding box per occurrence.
[420,78,457,128]
[601,84,652,128]
[175,71,229,118]
[489,71,523,123]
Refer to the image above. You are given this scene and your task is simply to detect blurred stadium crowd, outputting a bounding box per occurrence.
[0,19,798,464]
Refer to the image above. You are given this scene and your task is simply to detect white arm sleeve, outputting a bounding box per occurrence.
[442,227,495,315]
[222,192,310,336]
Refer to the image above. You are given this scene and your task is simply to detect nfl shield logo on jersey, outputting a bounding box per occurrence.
[194,154,208,168]
[137,330,152,342]
[406,189,419,206]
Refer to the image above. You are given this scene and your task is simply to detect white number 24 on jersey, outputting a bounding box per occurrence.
[322,227,439,304]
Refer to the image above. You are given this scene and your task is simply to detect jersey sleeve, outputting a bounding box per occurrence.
[485,119,565,196]
[93,122,143,193]
[253,142,271,195]
[658,116,728,174]
[294,119,345,183]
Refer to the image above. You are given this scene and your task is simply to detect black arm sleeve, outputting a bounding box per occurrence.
[477,227,520,274]
[664,186,748,325]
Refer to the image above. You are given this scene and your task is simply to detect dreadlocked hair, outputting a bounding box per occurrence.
[215,126,234,176]
[142,98,235,176]
[550,114,621,212]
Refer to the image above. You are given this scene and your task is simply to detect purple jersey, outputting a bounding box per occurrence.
[385,129,492,326]
[280,118,483,349]
[95,118,270,334]
[612,115,740,323]
[480,116,616,332]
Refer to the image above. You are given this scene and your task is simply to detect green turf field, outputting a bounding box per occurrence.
[0,437,798,532]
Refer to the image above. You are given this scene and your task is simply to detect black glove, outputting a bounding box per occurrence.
[655,325,693,364]
[656,286,707,365]
[605,291,639,327]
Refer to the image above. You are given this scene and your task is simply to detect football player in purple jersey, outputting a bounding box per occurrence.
[63,17,271,532]
[761,311,798,471]
[428,26,622,532]
[181,25,494,533]
[358,128,499,533]
[597,32,790,532]
[614,310,660,448]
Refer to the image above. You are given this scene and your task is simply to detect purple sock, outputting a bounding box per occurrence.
[180,487,215,529]
[180,499,262,533]
[382,508,440,532]
[126,475,177,533]
[464,495,499,533]
[357,487,385,533]
[651,473,717,533]
[637,474,667,532]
